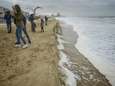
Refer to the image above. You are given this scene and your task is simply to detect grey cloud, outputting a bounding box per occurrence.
[1,0,115,16]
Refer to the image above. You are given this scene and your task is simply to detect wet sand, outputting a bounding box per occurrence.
[57,22,112,86]
[0,19,61,86]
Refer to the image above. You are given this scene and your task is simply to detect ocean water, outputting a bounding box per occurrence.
[57,17,115,86]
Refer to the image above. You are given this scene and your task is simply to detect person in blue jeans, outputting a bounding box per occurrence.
[4,11,12,33]
[12,4,28,48]
[16,26,26,44]
[14,14,31,44]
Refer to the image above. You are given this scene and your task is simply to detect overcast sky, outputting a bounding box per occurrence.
[0,0,115,16]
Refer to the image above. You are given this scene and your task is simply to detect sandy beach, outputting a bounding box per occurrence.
[0,18,113,86]
[0,18,61,86]
[1,0,115,85]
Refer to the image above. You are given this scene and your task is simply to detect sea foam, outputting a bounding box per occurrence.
[57,33,79,86]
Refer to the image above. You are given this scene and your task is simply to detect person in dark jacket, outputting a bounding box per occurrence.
[4,11,12,33]
[40,18,44,32]
[12,4,28,48]
[22,15,31,44]
[29,14,36,32]
[45,16,48,26]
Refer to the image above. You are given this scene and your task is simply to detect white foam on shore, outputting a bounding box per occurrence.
[57,34,71,49]
[74,27,115,86]
[57,17,115,86]
[59,51,77,86]
[57,33,79,86]
[57,34,65,50]
[71,19,115,86]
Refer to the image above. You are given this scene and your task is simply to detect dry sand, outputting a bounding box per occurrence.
[0,19,61,86]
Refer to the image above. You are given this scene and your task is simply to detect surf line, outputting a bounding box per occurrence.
[57,34,80,86]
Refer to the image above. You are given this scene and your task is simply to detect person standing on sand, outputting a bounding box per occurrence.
[14,14,31,44]
[12,5,28,48]
[40,18,45,32]
[45,16,48,26]
[29,14,36,32]
[4,11,12,33]
[22,15,31,44]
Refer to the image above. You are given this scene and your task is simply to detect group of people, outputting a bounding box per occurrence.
[4,4,48,48]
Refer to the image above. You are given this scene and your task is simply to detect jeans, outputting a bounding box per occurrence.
[16,26,26,44]
[23,27,31,43]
